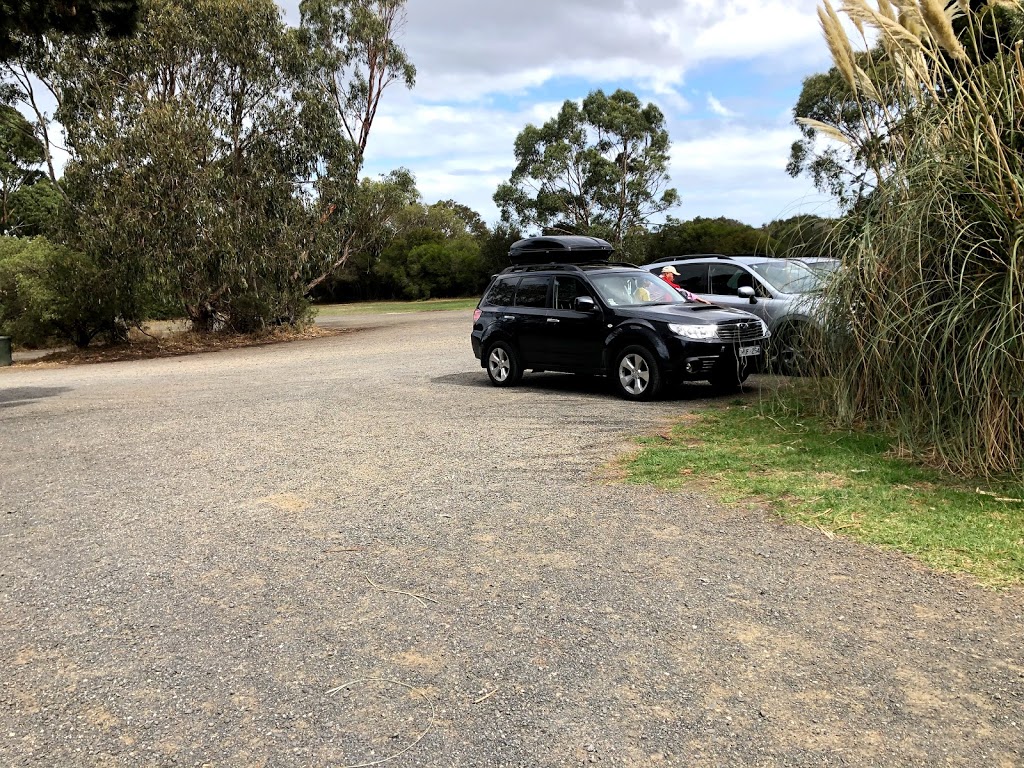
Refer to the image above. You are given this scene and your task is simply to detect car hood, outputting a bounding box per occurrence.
[617,303,761,325]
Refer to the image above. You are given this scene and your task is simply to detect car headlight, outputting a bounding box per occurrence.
[669,323,719,340]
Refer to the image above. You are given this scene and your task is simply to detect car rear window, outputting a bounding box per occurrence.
[484,277,516,307]
[514,276,550,308]
[674,263,709,293]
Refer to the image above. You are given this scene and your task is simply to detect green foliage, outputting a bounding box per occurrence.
[0,0,416,340]
[627,403,1024,587]
[643,216,772,262]
[0,0,139,61]
[6,177,60,236]
[801,1,1024,476]
[478,222,523,275]
[37,0,319,332]
[0,236,120,347]
[785,52,892,208]
[495,88,678,249]
[763,214,839,260]
[0,103,59,236]
[373,201,489,299]
[297,0,416,289]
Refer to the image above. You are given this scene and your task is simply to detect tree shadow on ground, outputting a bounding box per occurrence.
[0,387,72,409]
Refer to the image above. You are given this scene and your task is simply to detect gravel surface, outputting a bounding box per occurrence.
[2,310,1022,767]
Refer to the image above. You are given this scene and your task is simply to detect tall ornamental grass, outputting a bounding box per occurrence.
[807,0,1024,475]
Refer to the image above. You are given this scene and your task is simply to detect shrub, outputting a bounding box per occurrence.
[0,236,121,347]
[805,1,1024,476]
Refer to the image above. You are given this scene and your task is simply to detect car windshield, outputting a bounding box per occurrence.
[749,260,824,294]
[589,273,686,307]
[804,259,841,277]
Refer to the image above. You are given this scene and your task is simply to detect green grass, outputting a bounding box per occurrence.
[315,298,478,316]
[627,403,1024,587]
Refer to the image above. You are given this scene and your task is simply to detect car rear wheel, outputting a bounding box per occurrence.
[612,345,662,401]
[486,341,523,387]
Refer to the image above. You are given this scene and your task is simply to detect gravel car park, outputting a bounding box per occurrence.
[2,311,1023,766]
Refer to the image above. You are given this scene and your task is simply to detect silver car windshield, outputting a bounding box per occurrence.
[749,260,823,294]
[589,273,685,307]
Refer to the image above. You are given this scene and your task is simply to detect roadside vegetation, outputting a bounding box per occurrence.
[628,400,1024,587]
[787,1,1024,477]
[628,0,1024,585]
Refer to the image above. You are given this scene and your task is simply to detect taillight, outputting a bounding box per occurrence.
[473,309,482,322]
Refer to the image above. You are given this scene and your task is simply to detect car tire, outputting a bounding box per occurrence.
[612,345,662,401]
[769,324,806,376]
[765,323,819,376]
[486,341,523,387]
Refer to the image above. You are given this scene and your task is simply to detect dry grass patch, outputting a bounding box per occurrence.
[15,325,351,367]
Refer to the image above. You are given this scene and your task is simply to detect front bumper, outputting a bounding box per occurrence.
[668,338,768,380]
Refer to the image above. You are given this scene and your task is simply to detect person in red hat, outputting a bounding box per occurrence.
[659,265,711,304]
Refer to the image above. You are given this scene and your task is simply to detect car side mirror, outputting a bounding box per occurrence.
[737,286,757,304]
[574,296,597,312]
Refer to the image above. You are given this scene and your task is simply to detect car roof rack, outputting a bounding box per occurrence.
[500,261,639,275]
[650,254,731,264]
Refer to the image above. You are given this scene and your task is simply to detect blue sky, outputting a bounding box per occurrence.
[283,0,841,228]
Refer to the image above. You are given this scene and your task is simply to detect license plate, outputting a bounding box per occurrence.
[739,345,761,358]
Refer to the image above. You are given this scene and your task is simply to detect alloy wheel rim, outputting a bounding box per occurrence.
[489,348,510,381]
[619,354,650,395]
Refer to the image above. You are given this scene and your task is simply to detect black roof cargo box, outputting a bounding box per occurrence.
[508,235,614,265]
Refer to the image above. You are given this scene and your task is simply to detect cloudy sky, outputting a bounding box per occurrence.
[286,0,841,229]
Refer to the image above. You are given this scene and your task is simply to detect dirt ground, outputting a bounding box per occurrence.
[1,310,1022,767]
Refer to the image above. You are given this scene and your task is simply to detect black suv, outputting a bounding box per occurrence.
[471,236,770,400]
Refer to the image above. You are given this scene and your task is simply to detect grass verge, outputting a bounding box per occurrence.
[626,402,1024,588]
[315,298,478,316]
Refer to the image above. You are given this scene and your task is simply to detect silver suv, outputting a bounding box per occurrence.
[640,255,824,375]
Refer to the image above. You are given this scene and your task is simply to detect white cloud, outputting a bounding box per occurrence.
[707,94,739,118]
[671,125,837,224]
[279,0,838,225]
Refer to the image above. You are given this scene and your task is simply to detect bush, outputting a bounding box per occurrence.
[0,236,121,347]
[804,2,1024,476]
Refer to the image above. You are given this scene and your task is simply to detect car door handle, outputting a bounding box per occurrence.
[547,318,560,324]
[502,315,516,321]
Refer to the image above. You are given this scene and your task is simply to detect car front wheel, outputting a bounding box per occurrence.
[486,341,523,387]
[612,345,662,401]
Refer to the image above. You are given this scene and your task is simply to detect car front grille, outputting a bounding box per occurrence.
[717,319,766,343]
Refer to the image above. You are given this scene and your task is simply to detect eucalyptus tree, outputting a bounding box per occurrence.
[494,88,678,251]
[0,102,59,234]
[297,0,416,292]
[12,0,316,330]
[0,0,139,60]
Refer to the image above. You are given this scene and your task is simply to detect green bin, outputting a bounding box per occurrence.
[0,337,11,366]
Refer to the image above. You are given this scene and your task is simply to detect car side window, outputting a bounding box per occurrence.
[674,263,708,293]
[709,264,754,295]
[514,276,551,308]
[553,277,590,310]
[484,277,516,307]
